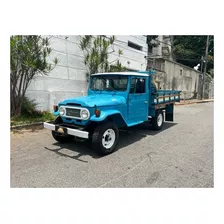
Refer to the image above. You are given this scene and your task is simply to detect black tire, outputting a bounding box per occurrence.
[92,121,119,156]
[51,117,74,143]
[152,110,164,130]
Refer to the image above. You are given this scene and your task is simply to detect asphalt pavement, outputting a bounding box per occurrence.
[10,102,214,188]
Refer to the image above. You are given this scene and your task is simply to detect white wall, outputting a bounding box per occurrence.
[113,36,147,70]
[26,35,147,111]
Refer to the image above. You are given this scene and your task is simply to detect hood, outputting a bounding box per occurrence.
[60,94,126,107]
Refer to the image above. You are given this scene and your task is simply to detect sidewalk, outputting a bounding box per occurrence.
[175,98,214,106]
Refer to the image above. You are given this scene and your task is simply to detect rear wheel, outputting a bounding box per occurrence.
[51,117,74,143]
[92,121,119,155]
[152,110,164,130]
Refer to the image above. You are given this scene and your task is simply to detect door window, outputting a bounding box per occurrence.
[130,78,145,94]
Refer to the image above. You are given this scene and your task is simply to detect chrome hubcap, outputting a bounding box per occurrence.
[157,114,163,127]
[102,129,116,149]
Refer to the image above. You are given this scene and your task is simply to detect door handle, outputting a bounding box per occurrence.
[144,101,148,104]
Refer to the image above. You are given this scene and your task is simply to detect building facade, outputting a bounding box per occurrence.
[148,35,173,60]
[26,35,148,111]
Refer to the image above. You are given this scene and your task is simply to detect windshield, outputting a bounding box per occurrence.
[90,75,128,91]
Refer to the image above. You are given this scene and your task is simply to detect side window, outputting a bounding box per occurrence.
[130,78,136,93]
[136,78,145,93]
[130,78,145,94]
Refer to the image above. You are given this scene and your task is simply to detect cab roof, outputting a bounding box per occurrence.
[92,71,155,77]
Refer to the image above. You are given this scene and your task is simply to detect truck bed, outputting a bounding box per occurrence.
[153,90,181,108]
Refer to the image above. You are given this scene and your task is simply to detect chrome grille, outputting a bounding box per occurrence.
[65,108,81,118]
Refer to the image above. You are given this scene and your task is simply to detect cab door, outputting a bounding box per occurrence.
[128,77,148,121]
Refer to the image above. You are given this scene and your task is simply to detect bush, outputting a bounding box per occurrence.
[11,101,56,126]
[21,97,38,116]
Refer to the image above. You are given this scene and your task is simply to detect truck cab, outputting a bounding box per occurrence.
[44,71,181,155]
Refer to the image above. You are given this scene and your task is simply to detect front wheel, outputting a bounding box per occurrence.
[151,110,164,130]
[92,122,119,156]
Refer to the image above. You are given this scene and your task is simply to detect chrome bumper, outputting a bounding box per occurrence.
[43,122,89,139]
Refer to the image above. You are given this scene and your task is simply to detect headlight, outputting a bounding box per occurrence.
[80,108,90,120]
[59,106,66,116]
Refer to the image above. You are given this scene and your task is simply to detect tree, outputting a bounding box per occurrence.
[172,36,214,76]
[10,35,58,117]
[79,35,125,79]
[109,60,126,72]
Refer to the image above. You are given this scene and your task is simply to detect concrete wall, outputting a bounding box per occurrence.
[208,82,214,99]
[204,75,214,99]
[26,35,147,111]
[166,60,201,99]
[152,59,201,99]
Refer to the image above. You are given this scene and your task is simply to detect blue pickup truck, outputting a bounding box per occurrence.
[44,70,181,155]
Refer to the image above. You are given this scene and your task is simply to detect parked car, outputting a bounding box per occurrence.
[44,71,181,155]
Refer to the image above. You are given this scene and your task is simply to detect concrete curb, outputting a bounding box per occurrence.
[175,99,214,106]
[10,121,44,129]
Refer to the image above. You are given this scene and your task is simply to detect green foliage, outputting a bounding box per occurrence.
[11,95,56,126]
[10,35,58,117]
[79,35,126,79]
[11,111,56,126]
[21,96,38,116]
[109,60,126,72]
[10,36,58,75]
[172,35,214,74]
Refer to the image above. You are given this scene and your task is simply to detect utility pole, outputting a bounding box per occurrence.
[200,56,204,73]
[146,35,151,71]
[201,35,209,100]
[199,56,203,99]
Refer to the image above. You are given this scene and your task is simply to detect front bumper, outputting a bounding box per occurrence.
[43,122,89,139]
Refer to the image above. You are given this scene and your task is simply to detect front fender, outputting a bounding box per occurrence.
[53,111,59,116]
[90,110,123,122]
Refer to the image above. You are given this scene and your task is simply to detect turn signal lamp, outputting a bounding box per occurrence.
[53,105,58,112]
[95,109,101,117]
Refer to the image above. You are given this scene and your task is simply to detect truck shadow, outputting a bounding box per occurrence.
[44,140,99,161]
[124,121,177,136]
[117,122,177,150]
[44,122,177,161]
